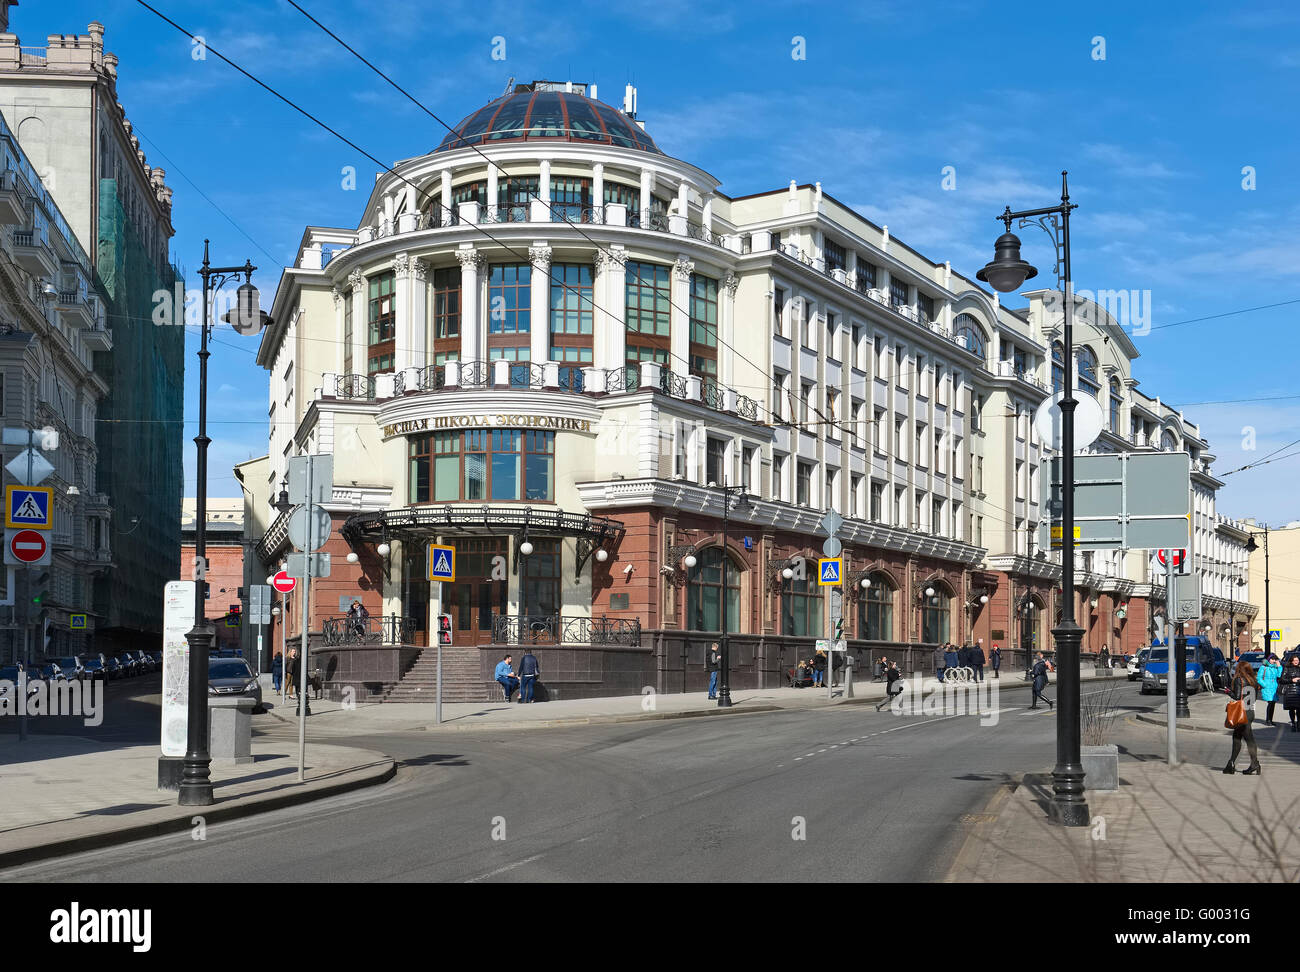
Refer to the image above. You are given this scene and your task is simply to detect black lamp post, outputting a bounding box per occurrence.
[1245,527,1269,655]
[179,241,270,807]
[715,483,751,708]
[976,172,1088,828]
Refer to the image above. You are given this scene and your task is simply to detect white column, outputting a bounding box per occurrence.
[529,243,551,366]
[539,159,551,202]
[722,271,738,387]
[594,249,626,370]
[393,253,412,371]
[332,287,345,373]
[486,164,499,219]
[640,167,653,219]
[671,256,693,374]
[592,163,604,218]
[677,180,690,220]
[702,193,713,232]
[457,247,483,362]
[440,170,452,224]
[348,268,367,373]
[409,260,427,366]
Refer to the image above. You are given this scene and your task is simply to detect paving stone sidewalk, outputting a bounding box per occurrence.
[949,693,1300,883]
[0,733,393,868]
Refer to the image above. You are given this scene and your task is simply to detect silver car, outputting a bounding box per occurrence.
[207,657,263,713]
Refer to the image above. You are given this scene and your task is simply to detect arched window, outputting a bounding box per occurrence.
[1161,429,1178,452]
[687,547,741,633]
[1077,346,1099,398]
[1051,342,1065,394]
[920,582,951,644]
[857,572,894,641]
[954,314,986,360]
[1109,378,1122,432]
[781,568,822,637]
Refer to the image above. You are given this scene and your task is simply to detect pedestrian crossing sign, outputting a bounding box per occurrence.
[818,557,842,585]
[70,614,87,629]
[5,485,51,529]
[427,543,456,582]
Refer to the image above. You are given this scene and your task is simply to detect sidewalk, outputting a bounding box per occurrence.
[949,693,1300,882]
[0,733,393,869]
[262,667,1129,736]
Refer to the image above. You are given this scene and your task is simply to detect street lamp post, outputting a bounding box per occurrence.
[179,241,270,807]
[977,172,1088,828]
[715,483,751,708]
[1246,527,1269,655]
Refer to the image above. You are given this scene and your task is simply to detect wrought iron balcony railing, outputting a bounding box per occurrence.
[321,614,417,646]
[492,614,642,647]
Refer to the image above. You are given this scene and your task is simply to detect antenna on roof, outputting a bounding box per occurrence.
[501,76,515,98]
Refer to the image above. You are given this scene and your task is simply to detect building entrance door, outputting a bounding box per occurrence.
[445,537,508,645]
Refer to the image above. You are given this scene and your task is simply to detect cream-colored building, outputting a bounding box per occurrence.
[1245,520,1299,654]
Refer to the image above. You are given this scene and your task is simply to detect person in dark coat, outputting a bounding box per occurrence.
[876,661,904,711]
[812,650,828,688]
[707,642,721,699]
[990,644,1001,679]
[1224,658,1261,774]
[271,651,283,693]
[933,645,947,682]
[944,644,960,677]
[972,639,985,681]
[1281,654,1300,732]
[518,649,541,703]
[1029,652,1054,710]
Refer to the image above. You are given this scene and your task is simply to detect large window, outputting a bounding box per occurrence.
[1077,346,1099,397]
[689,273,719,384]
[1109,377,1122,432]
[824,239,846,272]
[408,430,554,503]
[782,574,822,637]
[550,263,593,387]
[917,293,935,324]
[488,264,531,376]
[856,261,876,292]
[604,182,640,213]
[342,288,353,373]
[921,586,951,644]
[522,539,561,617]
[1052,341,1065,394]
[858,573,894,640]
[431,267,460,365]
[625,260,671,364]
[889,277,909,308]
[367,272,395,374]
[497,176,538,221]
[954,314,986,360]
[686,547,741,633]
[551,176,591,222]
[796,461,813,507]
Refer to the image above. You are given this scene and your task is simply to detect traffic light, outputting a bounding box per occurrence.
[42,617,52,655]
[437,613,452,646]
[833,616,844,640]
[31,570,49,609]
[204,582,211,599]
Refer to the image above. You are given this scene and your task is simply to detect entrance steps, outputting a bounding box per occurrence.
[383,646,495,703]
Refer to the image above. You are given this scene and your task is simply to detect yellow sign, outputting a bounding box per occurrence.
[427,543,456,582]
[5,485,52,529]
[817,557,842,585]
[1049,526,1082,540]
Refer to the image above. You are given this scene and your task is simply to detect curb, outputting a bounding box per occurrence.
[1133,710,1229,734]
[0,747,395,870]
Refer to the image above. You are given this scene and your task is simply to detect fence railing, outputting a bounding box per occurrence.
[321,615,417,646]
[492,614,642,646]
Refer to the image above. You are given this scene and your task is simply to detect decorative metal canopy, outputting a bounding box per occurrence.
[341,505,625,581]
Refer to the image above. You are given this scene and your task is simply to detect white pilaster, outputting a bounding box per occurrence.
[640,167,653,218]
[594,249,626,370]
[348,268,367,374]
[722,270,738,387]
[592,163,604,217]
[440,170,452,224]
[457,247,484,362]
[671,256,693,374]
[539,158,551,202]
[486,164,499,220]
[529,243,551,365]
[410,260,427,365]
[393,253,412,371]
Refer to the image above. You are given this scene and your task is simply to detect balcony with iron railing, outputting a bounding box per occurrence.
[320,358,761,423]
[491,614,642,647]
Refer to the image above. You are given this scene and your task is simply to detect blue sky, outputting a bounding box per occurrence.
[24,0,1300,524]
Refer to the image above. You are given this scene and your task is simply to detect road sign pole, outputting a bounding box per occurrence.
[433,582,442,726]
[1166,552,1177,767]
[298,459,313,782]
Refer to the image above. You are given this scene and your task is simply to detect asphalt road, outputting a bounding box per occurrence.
[3,677,1231,883]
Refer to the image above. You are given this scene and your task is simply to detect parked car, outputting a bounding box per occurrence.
[207,657,263,713]
[129,650,155,674]
[1140,641,1228,694]
[41,657,85,681]
[115,653,141,677]
[145,649,163,669]
[1127,648,1150,681]
[80,655,108,681]
[101,654,123,680]
[1237,651,1267,675]
[0,664,41,697]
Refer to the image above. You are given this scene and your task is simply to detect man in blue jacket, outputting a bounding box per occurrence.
[518,649,541,703]
[944,643,960,678]
[495,654,520,702]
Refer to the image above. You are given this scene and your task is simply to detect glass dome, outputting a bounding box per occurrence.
[434,91,663,155]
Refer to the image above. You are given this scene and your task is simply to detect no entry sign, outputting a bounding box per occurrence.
[1156,548,1185,568]
[272,569,297,594]
[5,528,49,566]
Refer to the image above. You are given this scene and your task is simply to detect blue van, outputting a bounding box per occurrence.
[1140,637,1228,694]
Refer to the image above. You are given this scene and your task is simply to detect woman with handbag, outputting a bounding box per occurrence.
[1258,654,1282,726]
[1281,654,1300,732]
[1223,658,1261,775]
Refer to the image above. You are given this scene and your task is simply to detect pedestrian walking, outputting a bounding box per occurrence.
[1281,654,1300,732]
[933,644,947,683]
[813,649,827,688]
[518,648,541,703]
[1259,653,1282,726]
[494,654,520,702]
[271,651,283,693]
[1223,658,1261,775]
[284,647,298,700]
[707,642,721,699]
[876,661,904,711]
[971,640,985,682]
[874,655,888,681]
[1029,652,1054,710]
[944,643,960,679]
[990,644,1001,679]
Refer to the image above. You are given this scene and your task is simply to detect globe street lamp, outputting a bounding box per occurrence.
[180,242,270,807]
[976,172,1088,828]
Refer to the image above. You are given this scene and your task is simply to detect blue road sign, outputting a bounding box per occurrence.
[818,557,842,585]
[70,614,87,629]
[427,543,456,582]
[5,485,51,529]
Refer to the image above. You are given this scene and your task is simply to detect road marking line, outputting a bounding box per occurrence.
[467,853,545,883]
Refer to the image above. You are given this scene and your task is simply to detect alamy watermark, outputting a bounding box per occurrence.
[1042,288,1152,336]
[0,674,104,726]
[888,673,1001,726]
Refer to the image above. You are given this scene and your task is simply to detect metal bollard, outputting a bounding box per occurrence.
[844,654,854,699]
